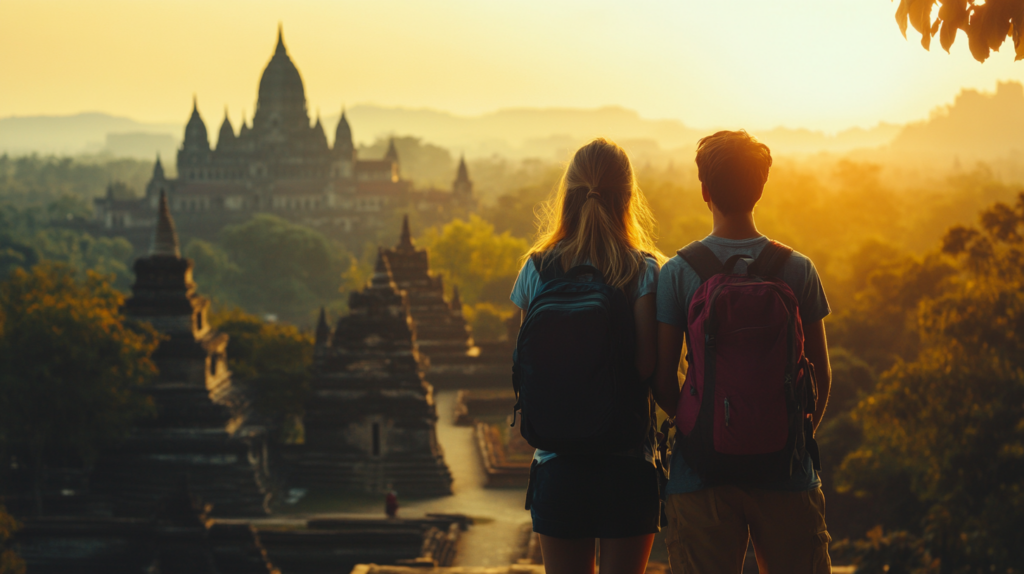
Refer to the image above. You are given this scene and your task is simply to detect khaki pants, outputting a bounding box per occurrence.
[664,486,832,574]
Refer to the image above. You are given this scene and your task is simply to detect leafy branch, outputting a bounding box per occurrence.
[895,0,1024,61]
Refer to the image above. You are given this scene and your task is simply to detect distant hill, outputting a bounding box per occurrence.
[0,113,178,158]
[334,106,900,160]
[889,81,1024,159]
[6,82,1024,165]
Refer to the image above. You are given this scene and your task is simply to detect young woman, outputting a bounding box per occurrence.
[510,138,667,574]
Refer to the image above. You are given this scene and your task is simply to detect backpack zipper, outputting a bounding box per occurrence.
[724,397,731,426]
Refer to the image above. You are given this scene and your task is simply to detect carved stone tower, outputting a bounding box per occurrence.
[382,216,483,387]
[293,250,452,495]
[93,192,271,516]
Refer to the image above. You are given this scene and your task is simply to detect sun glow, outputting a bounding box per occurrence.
[2,0,1023,132]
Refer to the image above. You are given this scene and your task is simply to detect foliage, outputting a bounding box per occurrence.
[463,302,516,342]
[419,215,529,307]
[0,203,135,289]
[0,263,159,511]
[478,161,565,238]
[211,308,313,443]
[894,0,1024,62]
[828,243,957,373]
[831,527,937,574]
[185,214,351,325]
[837,193,1024,572]
[0,504,24,574]
[0,154,151,209]
[338,242,381,298]
[183,239,240,305]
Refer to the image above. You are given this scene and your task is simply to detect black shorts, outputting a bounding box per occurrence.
[527,454,661,539]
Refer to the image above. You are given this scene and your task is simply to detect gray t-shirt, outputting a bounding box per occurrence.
[511,253,660,465]
[657,234,830,493]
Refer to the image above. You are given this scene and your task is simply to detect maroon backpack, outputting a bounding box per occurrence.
[674,240,819,484]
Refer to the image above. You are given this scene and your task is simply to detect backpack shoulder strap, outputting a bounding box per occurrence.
[531,252,564,283]
[677,241,723,284]
[750,240,794,278]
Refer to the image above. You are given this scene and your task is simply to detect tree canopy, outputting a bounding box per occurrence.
[896,0,1024,62]
[185,214,351,325]
[211,308,313,443]
[0,263,159,512]
[835,193,1024,571]
[420,214,529,307]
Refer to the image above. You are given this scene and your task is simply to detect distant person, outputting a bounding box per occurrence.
[655,130,833,573]
[385,485,399,518]
[510,138,667,574]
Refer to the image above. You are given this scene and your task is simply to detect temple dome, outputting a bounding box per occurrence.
[183,98,209,151]
[217,111,235,150]
[334,110,354,156]
[256,26,307,117]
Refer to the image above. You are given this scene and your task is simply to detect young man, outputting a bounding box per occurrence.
[653,130,833,573]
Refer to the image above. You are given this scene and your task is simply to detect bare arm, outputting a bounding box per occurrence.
[634,293,657,381]
[803,319,831,433]
[653,322,685,417]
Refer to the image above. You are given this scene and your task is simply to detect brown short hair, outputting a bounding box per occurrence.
[695,130,772,214]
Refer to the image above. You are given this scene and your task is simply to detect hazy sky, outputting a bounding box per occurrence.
[2,0,1023,132]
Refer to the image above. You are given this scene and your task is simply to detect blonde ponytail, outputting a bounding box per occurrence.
[526,138,667,289]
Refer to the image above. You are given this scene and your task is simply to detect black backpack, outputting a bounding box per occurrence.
[511,253,651,454]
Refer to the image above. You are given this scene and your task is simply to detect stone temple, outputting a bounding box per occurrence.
[287,251,452,495]
[91,26,478,252]
[92,193,271,516]
[383,216,510,388]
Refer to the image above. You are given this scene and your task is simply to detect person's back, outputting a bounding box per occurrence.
[511,138,667,574]
[651,130,833,574]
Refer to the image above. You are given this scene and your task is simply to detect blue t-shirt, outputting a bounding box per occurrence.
[511,253,660,465]
[657,234,831,494]
[510,255,660,311]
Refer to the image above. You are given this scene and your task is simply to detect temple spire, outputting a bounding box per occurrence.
[153,154,165,180]
[315,307,330,349]
[450,285,463,313]
[384,138,399,163]
[150,191,181,258]
[334,108,354,157]
[398,214,413,251]
[452,154,474,202]
[276,23,286,55]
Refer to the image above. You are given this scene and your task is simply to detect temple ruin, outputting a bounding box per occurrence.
[382,216,510,388]
[287,250,452,495]
[92,192,271,516]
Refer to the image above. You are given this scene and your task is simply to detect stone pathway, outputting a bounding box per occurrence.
[263,390,530,565]
[401,390,531,566]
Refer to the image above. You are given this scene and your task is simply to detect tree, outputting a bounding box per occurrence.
[218,214,350,324]
[837,193,1024,572]
[183,238,241,305]
[0,263,159,513]
[0,154,150,209]
[894,0,1024,62]
[0,202,135,288]
[211,308,313,443]
[828,241,957,374]
[420,215,529,307]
